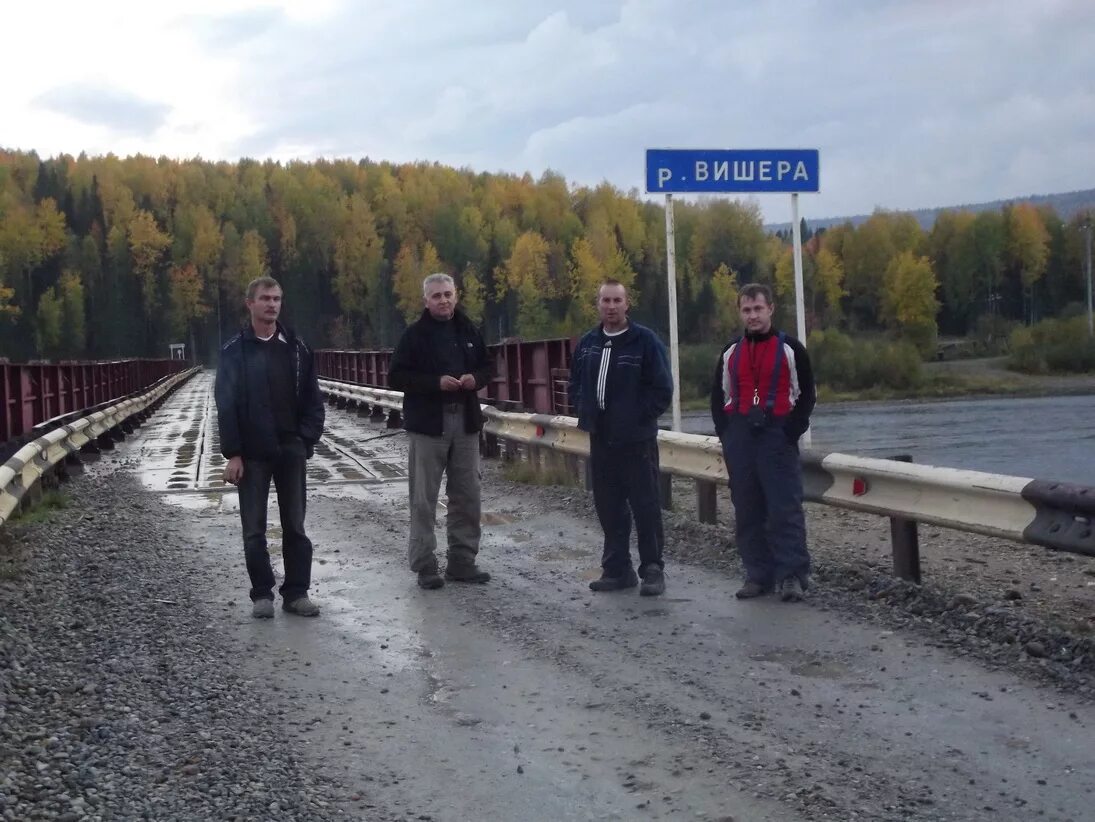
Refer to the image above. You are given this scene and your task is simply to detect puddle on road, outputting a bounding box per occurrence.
[750,647,852,679]
[537,547,592,562]
[109,373,412,511]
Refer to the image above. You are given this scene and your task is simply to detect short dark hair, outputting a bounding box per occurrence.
[599,279,627,297]
[246,276,282,300]
[737,283,773,307]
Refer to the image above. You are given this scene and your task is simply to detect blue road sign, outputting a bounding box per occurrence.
[645,149,820,194]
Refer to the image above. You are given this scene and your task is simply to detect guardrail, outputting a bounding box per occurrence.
[317,378,1095,582]
[1,359,191,448]
[317,336,577,415]
[0,369,199,526]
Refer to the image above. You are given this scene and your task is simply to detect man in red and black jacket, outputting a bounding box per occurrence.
[709,283,816,602]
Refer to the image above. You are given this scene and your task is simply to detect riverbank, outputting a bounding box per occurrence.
[682,356,1095,408]
[821,365,1095,403]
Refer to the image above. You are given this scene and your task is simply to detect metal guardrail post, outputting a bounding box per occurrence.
[482,432,500,459]
[659,473,673,511]
[564,453,580,484]
[696,480,718,524]
[888,455,922,583]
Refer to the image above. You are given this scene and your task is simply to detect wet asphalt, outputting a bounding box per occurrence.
[115,374,1094,821]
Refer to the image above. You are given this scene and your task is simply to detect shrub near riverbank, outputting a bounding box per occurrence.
[1010,316,1095,374]
[808,329,922,390]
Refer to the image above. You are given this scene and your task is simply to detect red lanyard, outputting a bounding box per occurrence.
[747,339,764,406]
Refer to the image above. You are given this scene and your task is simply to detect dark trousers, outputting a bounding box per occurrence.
[237,437,313,602]
[590,436,665,578]
[719,415,811,586]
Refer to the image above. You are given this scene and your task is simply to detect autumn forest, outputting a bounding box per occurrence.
[0,149,1091,364]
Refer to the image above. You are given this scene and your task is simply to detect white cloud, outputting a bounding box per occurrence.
[1,0,1092,222]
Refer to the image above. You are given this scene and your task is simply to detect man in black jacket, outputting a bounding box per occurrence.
[215,277,325,618]
[569,280,673,596]
[389,273,492,590]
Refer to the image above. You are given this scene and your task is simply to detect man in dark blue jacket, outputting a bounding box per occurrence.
[215,277,325,619]
[569,280,673,596]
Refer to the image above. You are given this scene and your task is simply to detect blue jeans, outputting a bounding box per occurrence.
[237,437,313,602]
[719,415,810,586]
[590,436,665,578]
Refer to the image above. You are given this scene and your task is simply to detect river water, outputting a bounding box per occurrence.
[680,393,1095,486]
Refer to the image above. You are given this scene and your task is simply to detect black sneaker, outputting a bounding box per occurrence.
[589,568,639,592]
[735,580,773,599]
[417,569,445,589]
[780,577,805,602]
[639,566,666,597]
[445,566,491,583]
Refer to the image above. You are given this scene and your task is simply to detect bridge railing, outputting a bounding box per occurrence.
[317,379,1095,582]
[317,336,577,414]
[1,359,191,451]
[0,369,199,526]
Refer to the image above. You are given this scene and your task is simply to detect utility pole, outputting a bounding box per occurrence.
[1083,223,1093,338]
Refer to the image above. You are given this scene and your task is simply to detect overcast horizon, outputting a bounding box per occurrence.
[3,0,1093,224]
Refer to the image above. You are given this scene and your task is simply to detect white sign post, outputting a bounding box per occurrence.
[664,193,682,432]
[790,192,811,446]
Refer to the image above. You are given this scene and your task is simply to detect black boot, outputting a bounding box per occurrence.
[589,568,639,592]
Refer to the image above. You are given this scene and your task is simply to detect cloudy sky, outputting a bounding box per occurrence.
[2,0,1092,222]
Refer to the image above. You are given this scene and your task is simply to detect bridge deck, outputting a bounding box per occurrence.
[7,372,1094,821]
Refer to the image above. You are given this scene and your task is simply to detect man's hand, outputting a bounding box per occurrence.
[223,456,244,485]
[440,375,463,392]
[459,373,476,391]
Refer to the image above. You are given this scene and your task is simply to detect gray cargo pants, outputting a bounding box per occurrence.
[406,406,482,574]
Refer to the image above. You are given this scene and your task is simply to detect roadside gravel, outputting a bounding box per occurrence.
[0,481,380,822]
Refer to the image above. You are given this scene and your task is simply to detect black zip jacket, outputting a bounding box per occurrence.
[388,309,491,436]
[214,322,325,460]
[568,322,673,445]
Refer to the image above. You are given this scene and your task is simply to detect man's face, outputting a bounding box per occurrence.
[597,284,628,327]
[247,286,282,325]
[424,280,457,320]
[739,294,774,334]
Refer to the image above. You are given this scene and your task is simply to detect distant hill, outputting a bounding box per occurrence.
[766,187,1095,233]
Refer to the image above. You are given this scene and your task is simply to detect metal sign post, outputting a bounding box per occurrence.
[664,193,682,431]
[645,148,820,437]
[790,192,811,446]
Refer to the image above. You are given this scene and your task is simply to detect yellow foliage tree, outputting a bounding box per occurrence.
[567,236,604,328]
[58,271,86,356]
[35,286,62,357]
[709,263,741,339]
[168,263,209,350]
[333,193,383,342]
[498,231,551,297]
[773,246,795,302]
[1007,204,1050,288]
[882,250,939,354]
[460,264,486,326]
[814,247,846,322]
[128,209,171,317]
[393,240,444,321]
